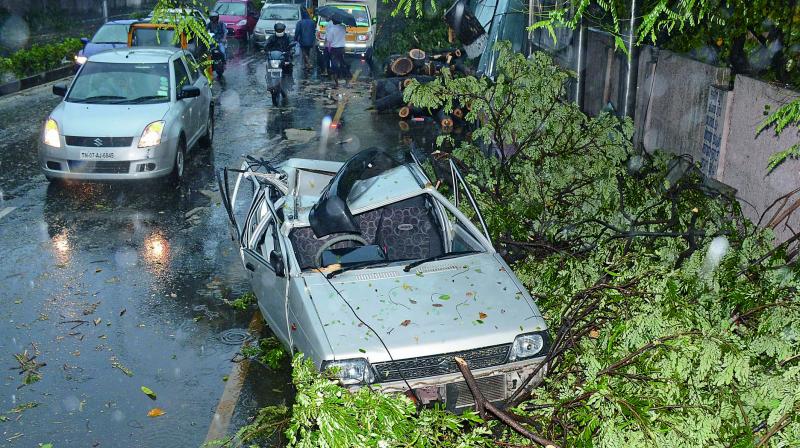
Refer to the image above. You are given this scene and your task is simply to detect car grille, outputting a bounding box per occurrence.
[65,136,133,147]
[447,374,507,408]
[68,160,131,174]
[373,344,511,382]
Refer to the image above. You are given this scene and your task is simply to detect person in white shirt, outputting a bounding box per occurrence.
[324,17,347,87]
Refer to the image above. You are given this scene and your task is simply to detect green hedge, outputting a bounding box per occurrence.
[0,38,83,79]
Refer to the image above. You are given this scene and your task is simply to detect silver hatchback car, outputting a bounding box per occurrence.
[39,47,213,183]
[220,149,550,412]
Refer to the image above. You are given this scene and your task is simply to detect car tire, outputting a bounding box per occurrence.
[199,108,214,148]
[169,138,187,186]
[44,174,61,185]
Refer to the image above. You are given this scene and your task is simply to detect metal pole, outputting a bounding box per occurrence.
[623,0,639,118]
[574,19,587,109]
[102,0,108,23]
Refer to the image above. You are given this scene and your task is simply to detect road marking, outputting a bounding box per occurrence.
[0,207,16,221]
[204,310,265,443]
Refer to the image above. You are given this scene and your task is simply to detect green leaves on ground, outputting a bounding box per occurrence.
[224,291,256,311]
[241,337,287,370]
[140,386,157,400]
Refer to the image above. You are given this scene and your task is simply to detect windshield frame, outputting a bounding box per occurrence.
[316,5,370,27]
[91,23,130,43]
[65,61,172,105]
[260,5,300,21]
[214,1,247,16]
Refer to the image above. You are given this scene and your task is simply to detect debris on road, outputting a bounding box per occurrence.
[284,128,317,144]
[140,386,157,400]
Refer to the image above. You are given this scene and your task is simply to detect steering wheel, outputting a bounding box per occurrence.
[315,234,368,268]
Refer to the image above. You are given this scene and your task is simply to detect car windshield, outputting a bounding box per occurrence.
[261,6,299,20]
[318,6,369,27]
[131,28,178,47]
[214,1,246,15]
[67,62,171,104]
[91,23,129,43]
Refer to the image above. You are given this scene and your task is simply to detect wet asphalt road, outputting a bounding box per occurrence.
[0,42,435,447]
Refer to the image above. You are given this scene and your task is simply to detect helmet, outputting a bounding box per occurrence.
[210,11,219,20]
[274,22,286,33]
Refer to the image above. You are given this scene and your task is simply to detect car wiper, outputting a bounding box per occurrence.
[324,260,394,279]
[123,95,168,104]
[69,95,127,104]
[402,250,481,272]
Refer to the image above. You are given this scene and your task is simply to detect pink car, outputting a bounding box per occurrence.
[212,0,258,40]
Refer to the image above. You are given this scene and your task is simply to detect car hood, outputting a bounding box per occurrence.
[220,14,246,24]
[51,102,171,137]
[256,19,298,32]
[303,253,547,363]
[82,42,127,57]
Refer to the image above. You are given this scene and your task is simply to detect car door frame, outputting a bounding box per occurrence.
[171,55,200,148]
[239,186,294,344]
[184,52,210,140]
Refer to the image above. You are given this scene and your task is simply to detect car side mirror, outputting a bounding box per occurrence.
[52,83,68,97]
[80,37,90,46]
[371,18,377,25]
[269,251,286,277]
[179,85,200,99]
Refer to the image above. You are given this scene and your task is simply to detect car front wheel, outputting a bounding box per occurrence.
[169,138,187,186]
[199,108,214,148]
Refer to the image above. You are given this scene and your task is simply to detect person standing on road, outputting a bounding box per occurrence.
[294,10,316,70]
[324,17,346,88]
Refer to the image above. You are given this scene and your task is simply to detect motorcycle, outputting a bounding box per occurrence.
[208,32,226,77]
[265,42,295,106]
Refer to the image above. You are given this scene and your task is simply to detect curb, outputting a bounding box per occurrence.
[0,65,73,98]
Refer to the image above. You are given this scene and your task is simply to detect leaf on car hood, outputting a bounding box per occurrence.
[400,319,411,327]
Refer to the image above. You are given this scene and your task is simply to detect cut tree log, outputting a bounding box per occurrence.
[374,91,404,111]
[388,56,414,76]
[453,357,559,448]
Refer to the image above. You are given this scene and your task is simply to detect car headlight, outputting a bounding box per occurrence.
[507,332,547,362]
[356,34,368,42]
[75,55,88,65]
[237,19,247,26]
[138,120,165,148]
[321,358,375,385]
[269,59,281,68]
[43,118,61,148]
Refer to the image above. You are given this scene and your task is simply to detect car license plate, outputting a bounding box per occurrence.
[79,151,116,160]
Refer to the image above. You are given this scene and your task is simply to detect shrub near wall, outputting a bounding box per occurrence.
[0,38,83,79]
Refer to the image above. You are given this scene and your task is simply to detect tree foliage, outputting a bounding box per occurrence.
[406,42,800,447]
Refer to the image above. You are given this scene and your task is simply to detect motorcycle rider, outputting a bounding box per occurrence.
[265,22,292,53]
[207,11,227,58]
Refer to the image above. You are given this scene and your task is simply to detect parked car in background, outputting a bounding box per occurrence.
[218,149,551,412]
[40,48,214,184]
[212,0,259,40]
[75,19,138,68]
[253,3,301,47]
[315,2,374,60]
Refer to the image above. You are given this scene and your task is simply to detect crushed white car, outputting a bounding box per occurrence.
[219,149,550,411]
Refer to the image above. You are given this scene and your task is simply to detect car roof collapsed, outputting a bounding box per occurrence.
[309,149,404,238]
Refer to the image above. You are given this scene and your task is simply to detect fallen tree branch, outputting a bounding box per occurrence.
[454,357,559,448]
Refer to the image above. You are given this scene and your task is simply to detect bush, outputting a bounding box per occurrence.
[1,38,83,79]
